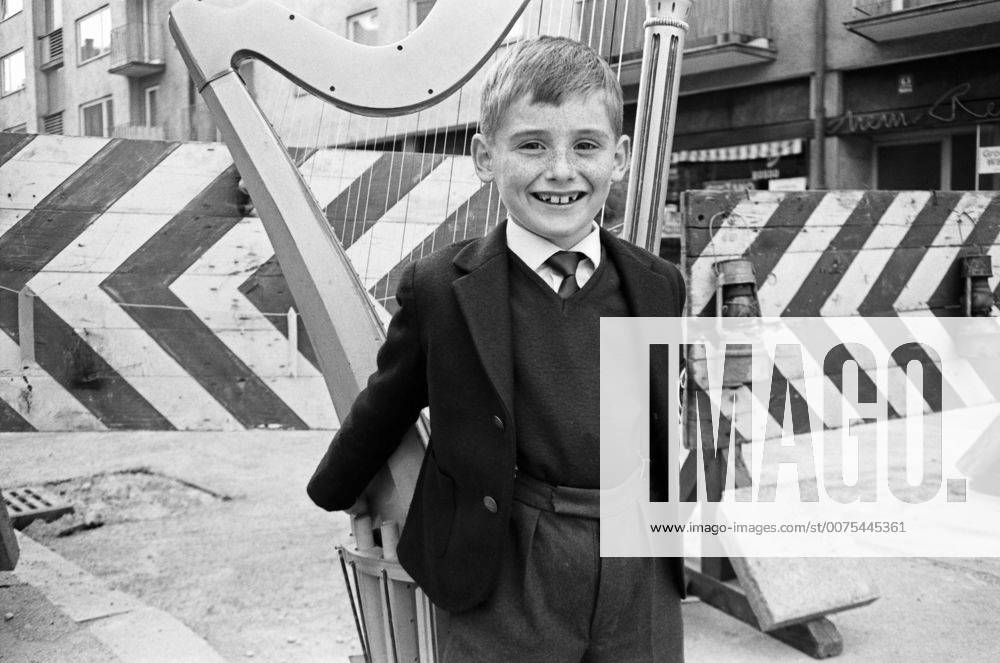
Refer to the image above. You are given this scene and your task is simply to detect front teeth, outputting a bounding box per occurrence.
[536,193,582,205]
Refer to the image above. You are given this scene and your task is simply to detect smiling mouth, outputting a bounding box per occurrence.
[532,192,584,206]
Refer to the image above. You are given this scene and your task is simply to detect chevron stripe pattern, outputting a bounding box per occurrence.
[0,134,505,431]
[685,190,1000,318]
[682,190,1000,447]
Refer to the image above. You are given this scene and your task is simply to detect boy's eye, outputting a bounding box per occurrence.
[575,141,600,151]
[518,141,545,151]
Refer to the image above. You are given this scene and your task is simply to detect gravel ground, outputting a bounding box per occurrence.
[1,431,359,663]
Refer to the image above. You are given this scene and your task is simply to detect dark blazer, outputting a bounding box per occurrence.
[307,221,686,613]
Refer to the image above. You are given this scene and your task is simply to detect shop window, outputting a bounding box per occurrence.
[876,141,942,190]
[81,96,113,137]
[876,133,980,191]
[1,0,23,21]
[1,49,25,96]
[951,134,977,191]
[347,9,379,45]
[77,6,111,64]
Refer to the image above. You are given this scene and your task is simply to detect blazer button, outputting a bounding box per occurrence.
[492,415,504,431]
[483,496,498,513]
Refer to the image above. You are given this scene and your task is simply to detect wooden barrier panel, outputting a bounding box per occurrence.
[684,190,1000,318]
[676,189,1000,657]
[0,491,19,571]
[0,133,503,432]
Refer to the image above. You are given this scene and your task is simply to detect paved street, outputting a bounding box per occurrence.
[2,431,1000,662]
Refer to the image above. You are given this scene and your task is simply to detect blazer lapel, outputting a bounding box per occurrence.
[452,223,515,417]
[450,226,679,422]
[601,230,682,440]
[600,228,679,318]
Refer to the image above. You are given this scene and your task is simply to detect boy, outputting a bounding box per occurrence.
[308,36,686,662]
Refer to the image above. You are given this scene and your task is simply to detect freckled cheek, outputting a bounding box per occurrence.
[580,163,618,189]
[500,160,540,187]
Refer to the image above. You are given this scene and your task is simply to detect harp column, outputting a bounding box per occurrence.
[623,0,692,254]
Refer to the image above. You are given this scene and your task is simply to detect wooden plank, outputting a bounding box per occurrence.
[687,568,846,659]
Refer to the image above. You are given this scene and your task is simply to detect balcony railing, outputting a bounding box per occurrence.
[42,112,63,135]
[112,123,165,140]
[39,28,64,71]
[846,0,1000,41]
[686,0,771,47]
[580,0,775,79]
[854,0,964,17]
[163,104,220,142]
[108,23,166,77]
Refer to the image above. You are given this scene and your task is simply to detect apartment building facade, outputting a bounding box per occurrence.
[0,0,217,138]
[653,0,1000,194]
[0,0,431,138]
[4,0,998,193]
[256,0,1000,209]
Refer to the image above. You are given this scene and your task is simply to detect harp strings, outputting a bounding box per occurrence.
[254,0,625,308]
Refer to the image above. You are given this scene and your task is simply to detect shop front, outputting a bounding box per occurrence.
[658,77,814,201]
[828,47,1000,191]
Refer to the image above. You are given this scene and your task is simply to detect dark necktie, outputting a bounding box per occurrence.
[545,251,584,299]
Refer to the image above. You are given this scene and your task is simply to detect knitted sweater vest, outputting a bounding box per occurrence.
[508,250,629,488]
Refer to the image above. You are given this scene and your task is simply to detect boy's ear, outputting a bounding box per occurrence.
[611,134,631,184]
[470,133,495,183]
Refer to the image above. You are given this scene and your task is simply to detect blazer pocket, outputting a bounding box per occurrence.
[424,455,456,559]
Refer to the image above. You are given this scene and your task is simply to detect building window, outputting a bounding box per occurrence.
[144,85,158,126]
[81,96,113,137]
[3,123,27,132]
[45,0,61,30]
[77,6,111,64]
[1,49,25,96]
[347,9,379,45]
[1,0,23,22]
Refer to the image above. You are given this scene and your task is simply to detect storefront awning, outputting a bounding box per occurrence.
[671,138,804,164]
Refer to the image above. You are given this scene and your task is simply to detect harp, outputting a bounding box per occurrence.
[168,0,691,530]
[168,0,690,659]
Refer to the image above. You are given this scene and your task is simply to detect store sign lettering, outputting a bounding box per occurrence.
[828,109,912,134]
[979,147,1000,175]
[751,168,781,180]
[829,82,1000,135]
[927,83,1000,123]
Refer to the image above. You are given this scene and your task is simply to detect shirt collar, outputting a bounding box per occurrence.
[505,220,602,271]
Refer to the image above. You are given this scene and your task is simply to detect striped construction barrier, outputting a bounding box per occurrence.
[6,132,999,433]
[0,133,505,431]
[682,190,1000,443]
[684,190,1000,318]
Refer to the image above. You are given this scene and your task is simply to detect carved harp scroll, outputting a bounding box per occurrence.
[169,0,530,528]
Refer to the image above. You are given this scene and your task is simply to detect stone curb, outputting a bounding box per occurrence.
[12,531,228,663]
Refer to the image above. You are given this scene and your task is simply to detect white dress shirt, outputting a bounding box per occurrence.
[505,220,602,293]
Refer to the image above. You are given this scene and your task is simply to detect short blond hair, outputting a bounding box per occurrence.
[479,36,624,138]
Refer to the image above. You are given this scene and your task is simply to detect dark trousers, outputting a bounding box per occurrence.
[443,474,683,662]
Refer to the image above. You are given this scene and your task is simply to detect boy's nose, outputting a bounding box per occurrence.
[545,150,575,181]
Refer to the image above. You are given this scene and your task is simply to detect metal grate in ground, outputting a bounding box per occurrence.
[2,487,74,530]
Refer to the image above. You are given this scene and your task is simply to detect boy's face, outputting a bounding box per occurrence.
[471,92,630,250]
